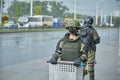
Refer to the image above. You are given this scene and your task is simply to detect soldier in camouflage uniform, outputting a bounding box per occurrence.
[49,20,87,67]
[80,16,100,80]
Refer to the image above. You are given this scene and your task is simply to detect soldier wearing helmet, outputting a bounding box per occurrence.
[84,16,93,27]
[49,20,87,67]
[80,16,100,80]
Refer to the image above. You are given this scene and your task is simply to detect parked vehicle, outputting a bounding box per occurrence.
[53,18,65,27]
[100,22,109,27]
[18,15,29,28]
[4,21,18,29]
[109,23,114,27]
[28,15,53,28]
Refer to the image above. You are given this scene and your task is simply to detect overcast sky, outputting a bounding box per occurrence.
[4,0,120,16]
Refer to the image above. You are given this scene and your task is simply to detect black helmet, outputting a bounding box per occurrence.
[84,16,93,27]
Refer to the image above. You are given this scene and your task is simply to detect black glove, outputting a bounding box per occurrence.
[74,58,81,67]
[50,58,57,64]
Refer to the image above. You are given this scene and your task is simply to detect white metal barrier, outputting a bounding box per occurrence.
[48,61,83,80]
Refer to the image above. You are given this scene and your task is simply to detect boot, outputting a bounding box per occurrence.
[83,69,88,76]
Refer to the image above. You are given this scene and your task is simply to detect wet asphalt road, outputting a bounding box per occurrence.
[0,28,119,80]
[0,31,66,68]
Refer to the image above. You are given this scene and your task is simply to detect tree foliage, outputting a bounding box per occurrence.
[7,1,69,18]
[33,5,42,15]
[65,13,74,18]
[33,1,50,15]
[15,2,22,18]
[49,1,69,17]
[0,0,5,11]
[114,17,120,27]
[6,0,90,24]
[7,0,30,17]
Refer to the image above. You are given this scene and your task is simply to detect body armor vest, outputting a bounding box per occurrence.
[61,37,82,61]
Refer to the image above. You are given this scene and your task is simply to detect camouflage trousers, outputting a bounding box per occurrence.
[87,50,96,80]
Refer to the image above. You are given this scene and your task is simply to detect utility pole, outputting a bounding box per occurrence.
[95,4,98,25]
[104,14,107,23]
[110,13,113,25]
[0,0,3,26]
[74,0,77,20]
[100,10,103,24]
[30,0,33,16]
[95,0,105,26]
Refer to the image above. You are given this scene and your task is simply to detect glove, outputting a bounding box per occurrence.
[74,58,81,67]
[50,58,57,64]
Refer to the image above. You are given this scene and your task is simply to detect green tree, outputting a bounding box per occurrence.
[0,0,5,11]
[7,1,69,18]
[33,5,42,15]
[34,1,50,15]
[50,1,69,17]
[114,17,120,27]
[8,0,30,17]
[65,12,74,18]
[76,14,81,19]
[33,1,69,17]
[15,2,22,18]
